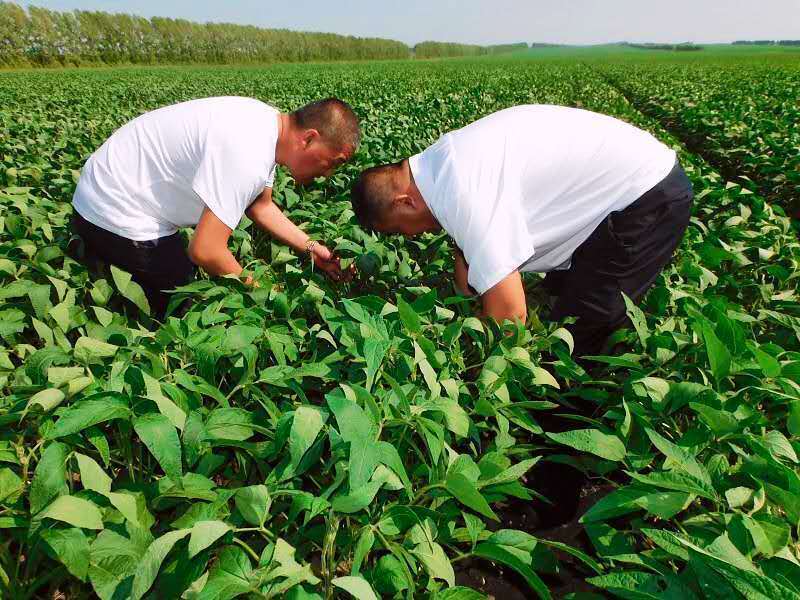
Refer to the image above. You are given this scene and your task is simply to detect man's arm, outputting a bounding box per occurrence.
[480,271,527,323]
[188,207,242,276]
[246,188,349,281]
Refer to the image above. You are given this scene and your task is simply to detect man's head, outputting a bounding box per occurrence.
[351,160,441,236]
[279,98,360,185]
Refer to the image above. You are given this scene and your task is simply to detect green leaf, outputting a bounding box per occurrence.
[41,527,90,581]
[412,540,455,588]
[446,472,498,521]
[40,495,104,530]
[205,408,254,441]
[25,387,65,414]
[134,413,183,482]
[193,545,253,599]
[633,491,694,519]
[397,297,421,334]
[47,396,130,439]
[235,485,271,527]
[29,442,68,514]
[702,322,731,383]
[351,527,375,576]
[188,520,231,558]
[131,528,190,599]
[290,405,327,468]
[434,588,488,600]
[110,265,151,315]
[332,575,379,600]
[75,452,112,495]
[546,429,626,461]
[473,542,551,599]
[332,479,384,514]
[74,336,119,364]
[349,437,380,490]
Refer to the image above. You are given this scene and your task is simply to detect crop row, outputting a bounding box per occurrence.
[599,58,800,217]
[0,59,799,599]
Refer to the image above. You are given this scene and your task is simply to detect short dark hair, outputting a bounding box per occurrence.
[350,162,403,231]
[292,98,360,151]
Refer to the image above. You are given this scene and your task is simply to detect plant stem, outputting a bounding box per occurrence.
[233,537,261,563]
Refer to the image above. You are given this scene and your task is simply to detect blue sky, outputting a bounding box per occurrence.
[17,0,800,46]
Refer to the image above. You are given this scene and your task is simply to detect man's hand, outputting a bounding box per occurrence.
[311,243,355,283]
[480,271,527,323]
[454,249,474,296]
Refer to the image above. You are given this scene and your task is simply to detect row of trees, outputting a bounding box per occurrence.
[622,42,703,52]
[0,3,533,67]
[0,3,409,66]
[733,40,800,46]
[414,41,529,58]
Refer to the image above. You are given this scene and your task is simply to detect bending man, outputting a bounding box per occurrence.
[351,105,693,358]
[72,96,359,315]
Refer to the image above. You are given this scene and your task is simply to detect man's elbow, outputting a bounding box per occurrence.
[481,303,527,324]
[187,242,214,268]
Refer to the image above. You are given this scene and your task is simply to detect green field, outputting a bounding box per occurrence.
[1,50,800,599]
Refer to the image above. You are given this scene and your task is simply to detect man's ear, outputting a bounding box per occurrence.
[300,129,320,148]
[392,193,415,211]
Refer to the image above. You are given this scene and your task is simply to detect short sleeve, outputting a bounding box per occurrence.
[265,164,277,189]
[460,187,534,295]
[192,127,264,231]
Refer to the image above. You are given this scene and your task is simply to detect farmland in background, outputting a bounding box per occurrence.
[1,48,800,599]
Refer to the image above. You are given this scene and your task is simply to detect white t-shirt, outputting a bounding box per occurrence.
[73,96,279,241]
[408,105,677,295]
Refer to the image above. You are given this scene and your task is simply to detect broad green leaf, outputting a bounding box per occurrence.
[397,296,421,334]
[290,405,327,468]
[445,472,499,521]
[352,527,375,576]
[205,408,254,441]
[110,265,151,315]
[702,322,731,383]
[74,336,119,364]
[29,442,68,513]
[40,495,104,530]
[75,452,112,495]
[235,485,271,527]
[134,413,183,482]
[47,396,130,439]
[25,387,65,413]
[547,429,626,461]
[412,540,455,588]
[131,529,190,599]
[188,520,231,558]
[332,575,379,600]
[473,542,550,599]
[41,527,90,581]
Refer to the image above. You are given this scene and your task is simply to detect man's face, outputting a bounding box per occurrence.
[289,138,353,186]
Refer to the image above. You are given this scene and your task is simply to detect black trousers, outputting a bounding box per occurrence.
[542,161,693,358]
[71,213,195,317]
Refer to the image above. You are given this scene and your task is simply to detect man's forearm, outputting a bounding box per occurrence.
[189,245,243,277]
[248,199,310,253]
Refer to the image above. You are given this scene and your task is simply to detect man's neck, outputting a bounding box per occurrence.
[275,113,292,166]
[404,159,441,232]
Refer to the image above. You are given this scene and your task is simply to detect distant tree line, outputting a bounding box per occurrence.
[414,41,529,58]
[733,40,800,46]
[622,42,703,52]
[0,2,410,67]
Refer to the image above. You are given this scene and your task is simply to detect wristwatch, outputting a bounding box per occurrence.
[305,239,318,256]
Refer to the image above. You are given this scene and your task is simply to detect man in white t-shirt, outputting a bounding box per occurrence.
[351,105,693,358]
[72,96,359,316]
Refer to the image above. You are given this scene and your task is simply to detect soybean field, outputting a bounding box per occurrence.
[1,51,800,599]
